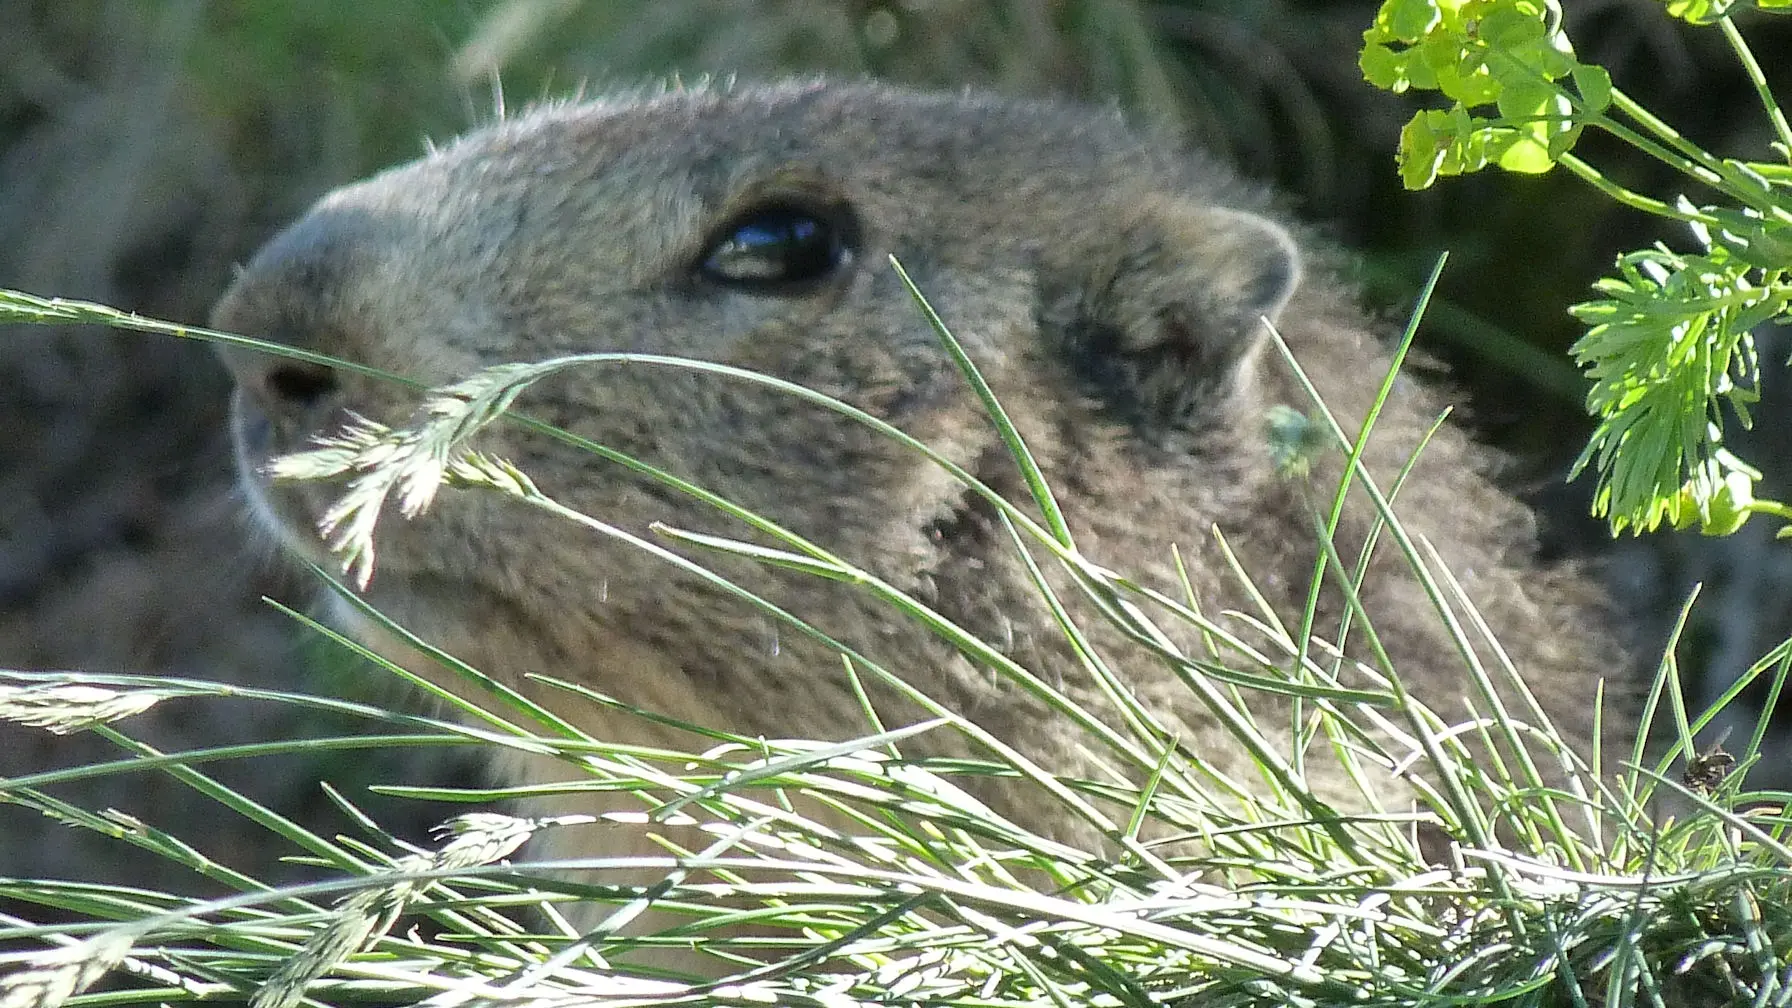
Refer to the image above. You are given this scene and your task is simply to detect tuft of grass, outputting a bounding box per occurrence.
[2,280,1790,1007]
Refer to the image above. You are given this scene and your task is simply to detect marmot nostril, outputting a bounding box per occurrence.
[262,362,339,408]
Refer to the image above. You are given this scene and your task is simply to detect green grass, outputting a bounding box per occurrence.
[0,282,1789,1007]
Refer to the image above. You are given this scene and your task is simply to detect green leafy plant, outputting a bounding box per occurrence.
[1362,0,1792,536]
[4,284,1792,1006]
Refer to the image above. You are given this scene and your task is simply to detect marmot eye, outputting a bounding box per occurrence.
[697,205,851,292]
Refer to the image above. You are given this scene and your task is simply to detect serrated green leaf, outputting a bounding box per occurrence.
[1494,73,1553,119]
[1376,0,1443,41]
[1360,43,1410,90]
[1498,134,1555,173]
[1434,57,1500,106]
[1545,121,1585,158]
[1571,63,1611,115]
[1398,110,1451,189]
[1461,124,1516,172]
[1477,3,1547,48]
[1536,28,1579,76]
[1422,31,1472,83]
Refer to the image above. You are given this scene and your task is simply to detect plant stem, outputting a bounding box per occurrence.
[1719,16,1792,159]
[1608,87,1732,185]
[1745,498,1792,522]
[1559,154,1720,225]
[1593,117,1722,191]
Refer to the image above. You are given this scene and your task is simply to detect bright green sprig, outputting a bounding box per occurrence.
[1362,0,1792,537]
[1361,0,1605,188]
[1568,242,1792,534]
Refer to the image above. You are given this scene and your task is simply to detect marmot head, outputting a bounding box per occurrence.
[211,83,1314,696]
[210,77,1634,821]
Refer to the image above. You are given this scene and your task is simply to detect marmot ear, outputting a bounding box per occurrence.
[1056,199,1301,443]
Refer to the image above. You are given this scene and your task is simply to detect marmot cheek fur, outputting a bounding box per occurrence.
[211,81,1630,852]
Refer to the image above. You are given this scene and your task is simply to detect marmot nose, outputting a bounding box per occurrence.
[215,345,343,420]
[215,350,349,465]
[258,359,340,412]
[210,202,381,416]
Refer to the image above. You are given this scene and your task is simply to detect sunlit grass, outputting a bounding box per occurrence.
[1,281,1788,1007]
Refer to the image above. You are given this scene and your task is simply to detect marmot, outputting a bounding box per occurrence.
[212,82,1627,858]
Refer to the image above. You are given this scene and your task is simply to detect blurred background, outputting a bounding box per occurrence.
[3,0,1790,890]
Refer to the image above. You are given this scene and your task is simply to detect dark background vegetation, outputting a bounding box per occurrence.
[3,0,1790,889]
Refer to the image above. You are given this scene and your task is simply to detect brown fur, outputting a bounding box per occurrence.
[211,82,1629,857]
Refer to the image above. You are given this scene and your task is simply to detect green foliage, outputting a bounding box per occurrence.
[1361,0,1604,187]
[1570,244,1786,534]
[1362,0,1792,537]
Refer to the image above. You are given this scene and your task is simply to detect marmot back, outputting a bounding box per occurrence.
[212,82,1628,850]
